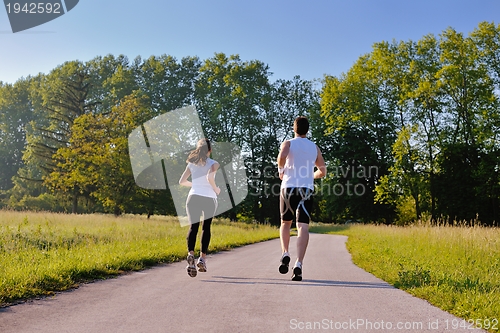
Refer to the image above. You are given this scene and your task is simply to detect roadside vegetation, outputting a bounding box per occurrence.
[2,211,498,332]
[0,211,278,306]
[310,222,500,332]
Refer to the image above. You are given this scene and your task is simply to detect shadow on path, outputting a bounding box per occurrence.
[203,275,394,289]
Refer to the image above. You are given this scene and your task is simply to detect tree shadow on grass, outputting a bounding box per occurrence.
[309,223,352,234]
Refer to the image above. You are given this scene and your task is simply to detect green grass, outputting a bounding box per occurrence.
[0,211,278,306]
[3,211,498,331]
[310,223,500,332]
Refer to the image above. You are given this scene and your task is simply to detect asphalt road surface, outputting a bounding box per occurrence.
[0,234,485,333]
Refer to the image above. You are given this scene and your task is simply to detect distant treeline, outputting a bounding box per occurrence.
[0,21,499,225]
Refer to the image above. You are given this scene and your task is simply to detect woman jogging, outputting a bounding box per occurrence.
[179,138,221,278]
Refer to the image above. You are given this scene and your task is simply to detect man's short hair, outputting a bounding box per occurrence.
[294,116,309,136]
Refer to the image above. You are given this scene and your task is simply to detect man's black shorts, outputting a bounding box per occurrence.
[280,187,313,224]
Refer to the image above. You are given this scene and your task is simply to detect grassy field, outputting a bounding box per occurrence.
[2,211,499,331]
[310,223,500,332]
[0,211,279,306]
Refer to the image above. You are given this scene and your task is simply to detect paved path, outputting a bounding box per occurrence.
[0,234,483,333]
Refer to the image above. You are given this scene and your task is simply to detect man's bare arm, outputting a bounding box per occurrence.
[277,141,290,180]
[277,140,290,168]
[314,145,327,179]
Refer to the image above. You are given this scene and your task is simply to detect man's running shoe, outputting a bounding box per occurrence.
[197,257,207,272]
[279,252,290,274]
[186,254,197,277]
[291,262,302,281]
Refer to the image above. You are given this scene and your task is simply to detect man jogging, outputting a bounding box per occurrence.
[277,116,326,281]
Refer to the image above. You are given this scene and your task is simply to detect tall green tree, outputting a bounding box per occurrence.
[432,28,499,224]
[0,79,33,192]
[30,61,97,212]
[46,93,164,215]
[320,51,397,223]
[138,55,200,114]
[195,53,273,221]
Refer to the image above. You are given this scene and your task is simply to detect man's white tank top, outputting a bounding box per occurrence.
[281,137,317,190]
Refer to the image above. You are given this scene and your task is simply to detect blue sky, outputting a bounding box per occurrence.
[0,0,499,84]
